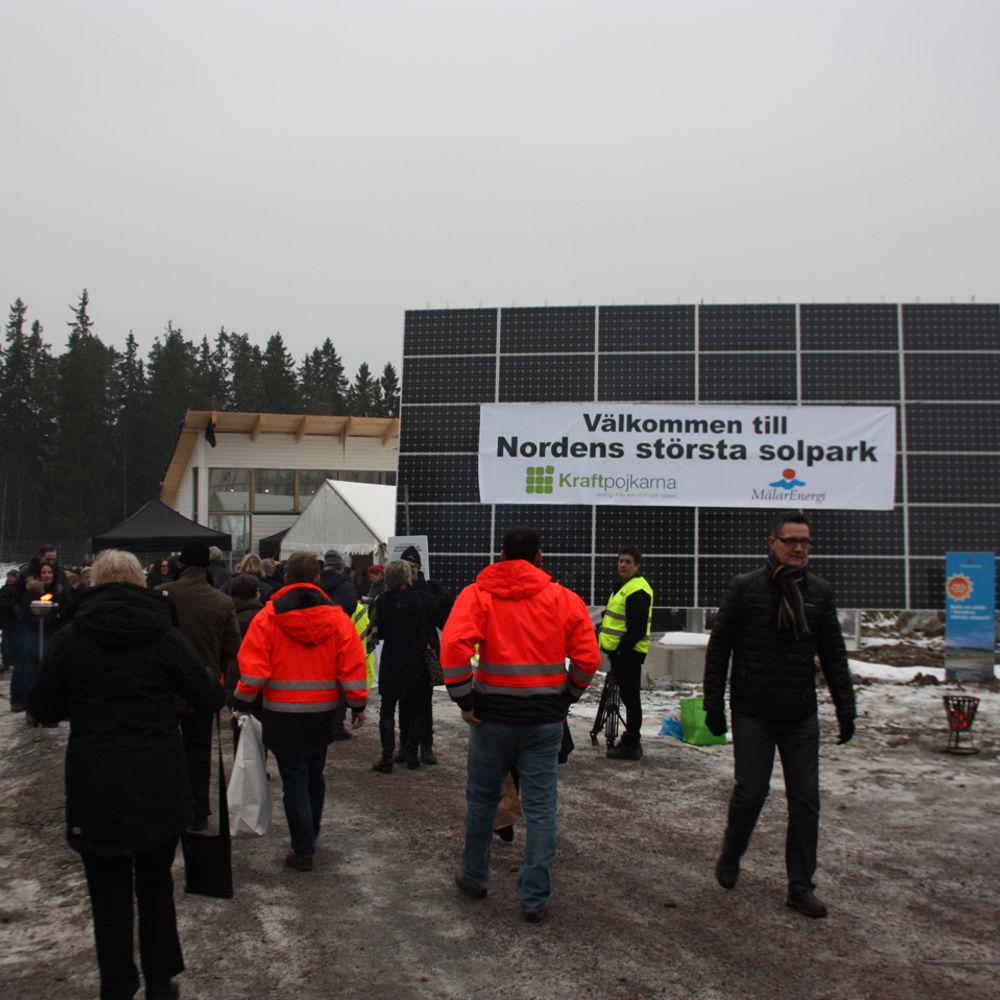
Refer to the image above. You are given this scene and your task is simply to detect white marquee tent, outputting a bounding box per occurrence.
[278,480,396,562]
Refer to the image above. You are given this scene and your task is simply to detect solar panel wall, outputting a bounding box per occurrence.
[398,303,1000,609]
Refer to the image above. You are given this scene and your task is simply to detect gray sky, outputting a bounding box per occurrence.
[3,0,998,377]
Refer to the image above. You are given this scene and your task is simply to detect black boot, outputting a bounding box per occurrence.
[420,743,437,765]
[372,753,393,773]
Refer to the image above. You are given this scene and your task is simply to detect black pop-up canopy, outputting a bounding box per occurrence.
[90,499,232,553]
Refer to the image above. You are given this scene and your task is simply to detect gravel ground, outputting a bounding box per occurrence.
[1,667,998,1000]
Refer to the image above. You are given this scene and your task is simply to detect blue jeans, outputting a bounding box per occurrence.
[725,711,820,891]
[462,720,563,911]
[276,749,327,858]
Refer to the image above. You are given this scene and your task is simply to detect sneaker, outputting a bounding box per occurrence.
[455,873,487,899]
[786,888,828,918]
[714,851,740,890]
[522,903,548,923]
[606,743,642,760]
[285,852,314,872]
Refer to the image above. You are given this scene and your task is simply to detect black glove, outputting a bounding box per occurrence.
[836,716,855,745]
[705,710,728,737]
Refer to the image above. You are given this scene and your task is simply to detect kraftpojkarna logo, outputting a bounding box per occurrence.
[525,465,555,494]
[947,573,974,601]
[769,467,806,489]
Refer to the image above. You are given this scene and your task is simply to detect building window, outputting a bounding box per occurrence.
[254,469,296,513]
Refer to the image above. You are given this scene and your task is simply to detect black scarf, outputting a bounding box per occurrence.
[768,549,811,638]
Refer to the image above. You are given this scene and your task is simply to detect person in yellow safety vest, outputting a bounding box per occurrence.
[598,545,653,761]
[351,601,377,689]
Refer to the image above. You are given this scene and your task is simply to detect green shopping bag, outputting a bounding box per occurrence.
[680,696,727,746]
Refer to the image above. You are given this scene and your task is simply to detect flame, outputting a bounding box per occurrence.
[40,594,53,603]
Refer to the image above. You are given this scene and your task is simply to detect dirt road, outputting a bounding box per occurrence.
[2,671,997,1000]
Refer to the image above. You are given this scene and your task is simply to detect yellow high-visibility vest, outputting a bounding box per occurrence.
[598,576,653,654]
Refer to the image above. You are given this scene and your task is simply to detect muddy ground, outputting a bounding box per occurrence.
[1,663,998,1000]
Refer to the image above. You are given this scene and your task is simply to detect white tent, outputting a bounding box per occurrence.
[278,480,396,562]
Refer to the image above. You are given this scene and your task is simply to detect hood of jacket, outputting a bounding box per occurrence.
[269,582,345,645]
[475,559,552,601]
[70,582,174,648]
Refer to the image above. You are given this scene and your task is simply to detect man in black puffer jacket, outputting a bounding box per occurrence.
[703,510,855,919]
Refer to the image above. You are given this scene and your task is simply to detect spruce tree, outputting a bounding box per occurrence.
[378,362,401,417]
[228,332,266,411]
[261,332,297,413]
[346,362,380,417]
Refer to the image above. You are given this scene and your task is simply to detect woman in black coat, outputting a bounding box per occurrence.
[370,559,431,772]
[30,548,224,1000]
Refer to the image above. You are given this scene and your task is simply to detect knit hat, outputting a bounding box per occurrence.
[179,541,211,567]
[323,549,345,571]
[400,546,421,568]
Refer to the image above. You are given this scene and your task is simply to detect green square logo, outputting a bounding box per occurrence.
[525,465,555,494]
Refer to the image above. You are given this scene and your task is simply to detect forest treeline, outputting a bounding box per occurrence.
[0,290,400,554]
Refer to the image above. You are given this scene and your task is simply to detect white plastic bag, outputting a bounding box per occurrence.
[227,715,272,837]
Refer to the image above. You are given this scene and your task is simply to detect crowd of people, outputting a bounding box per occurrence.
[5,509,856,1000]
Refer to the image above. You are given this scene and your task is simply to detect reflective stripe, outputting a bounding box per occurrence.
[474,679,567,697]
[567,661,593,686]
[261,697,338,712]
[341,678,367,691]
[602,610,626,622]
[477,660,565,676]
[266,679,337,691]
[447,679,474,700]
[239,675,267,687]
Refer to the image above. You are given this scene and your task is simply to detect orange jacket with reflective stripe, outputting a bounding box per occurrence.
[235,582,367,757]
[440,559,600,724]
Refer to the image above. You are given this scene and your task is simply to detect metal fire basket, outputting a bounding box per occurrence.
[942,694,981,755]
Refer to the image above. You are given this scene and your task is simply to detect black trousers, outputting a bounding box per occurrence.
[399,683,434,749]
[380,690,425,756]
[724,711,821,891]
[180,711,213,821]
[81,837,184,1000]
[609,651,644,746]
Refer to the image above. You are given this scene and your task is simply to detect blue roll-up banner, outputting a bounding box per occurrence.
[944,552,996,681]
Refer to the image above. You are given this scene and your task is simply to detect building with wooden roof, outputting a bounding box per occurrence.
[160,410,399,556]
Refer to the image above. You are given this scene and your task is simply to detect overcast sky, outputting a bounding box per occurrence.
[3,0,998,378]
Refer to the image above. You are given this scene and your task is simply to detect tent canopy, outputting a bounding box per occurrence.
[91,499,232,553]
[279,481,395,561]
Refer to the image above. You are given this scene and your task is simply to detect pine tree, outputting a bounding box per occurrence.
[261,332,297,412]
[299,338,348,415]
[47,291,121,539]
[377,362,401,417]
[113,333,153,519]
[228,332,266,411]
[0,302,55,551]
[194,329,231,410]
[346,362,380,417]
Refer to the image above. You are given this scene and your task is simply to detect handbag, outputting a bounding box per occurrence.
[181,713,234,898]
[680,696,727,747]
[424,643,444,686]
[227,714,272,837]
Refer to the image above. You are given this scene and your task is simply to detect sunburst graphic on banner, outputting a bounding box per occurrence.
[946,573,974,601]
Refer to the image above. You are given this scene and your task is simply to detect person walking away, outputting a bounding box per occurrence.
[233,551,368,871]
[30,548,224,1000]
[370,560,432,772]
[157,541,241,831]
[400,546,451,764]
[702,509,856,918]
[440,525,600,922]
[597,545,653,760]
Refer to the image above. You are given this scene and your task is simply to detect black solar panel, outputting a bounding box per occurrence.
[398,302,1000,609]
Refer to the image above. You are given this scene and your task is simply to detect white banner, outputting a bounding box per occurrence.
[479,404,896,510]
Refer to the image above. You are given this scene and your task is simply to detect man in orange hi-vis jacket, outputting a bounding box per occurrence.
[235,551,367,872]
[440,525,600,923]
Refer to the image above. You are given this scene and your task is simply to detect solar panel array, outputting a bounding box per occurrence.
[397,303,1000,610]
